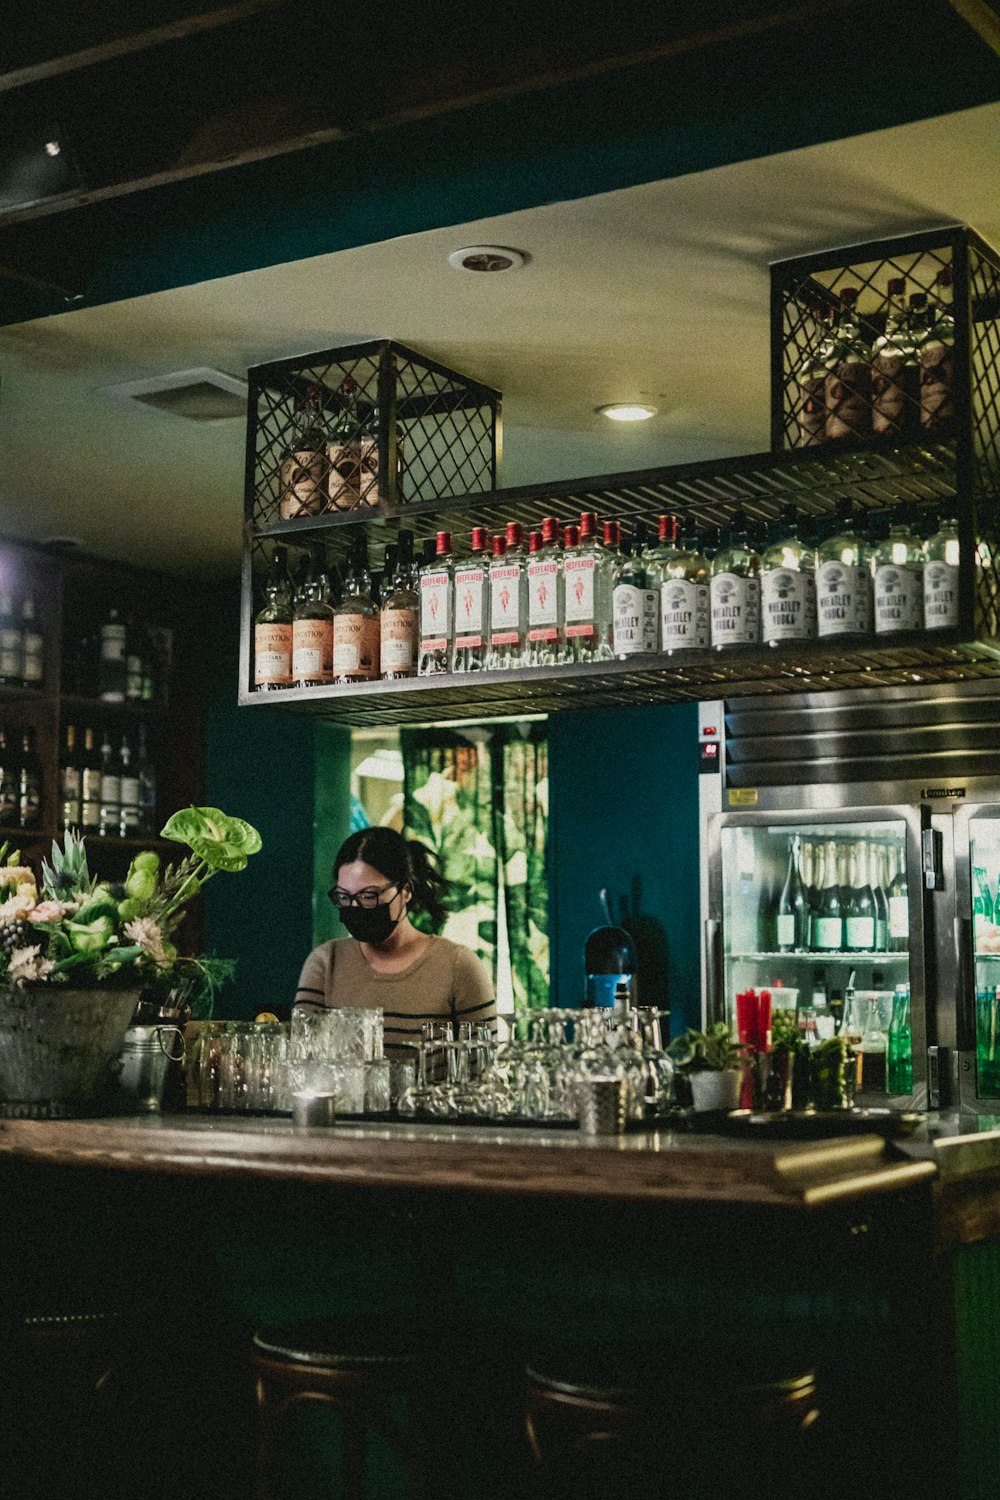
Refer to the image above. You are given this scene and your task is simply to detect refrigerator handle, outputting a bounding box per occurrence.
[704,919,723,1027]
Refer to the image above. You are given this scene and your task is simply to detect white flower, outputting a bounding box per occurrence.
[0,893,35,922]
[8,946,55,986]
[124,917,169,967]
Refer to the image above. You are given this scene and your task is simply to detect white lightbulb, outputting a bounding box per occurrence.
[596,403,657,422]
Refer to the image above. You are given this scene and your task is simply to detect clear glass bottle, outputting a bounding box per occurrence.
[98,729,121,837]
[923,508,960,630]
[526,516,564,667]
[0,592,22,687]
[332,537,379,684]
[418,530,454,675]
[453,527,491,673]
[118,734,141,838]
[563,513,613,662]
[710,511,761,648]
[293,550,335,687]
[824,286,872,442]
[20,595,44,688]
[796,303,837,447]
[760,503,816,645]
[816,498,872,640]
[327,376,379,511]
[658,517,710,653]
[380,530,419,680]
[278,383,329,519]
[612,522,658,658]
[872,276,919,437]
[253,545,294,692]
[920,263,955,428]
[873,501,924,635]
[650,513,681,577]
[488,533,526,670]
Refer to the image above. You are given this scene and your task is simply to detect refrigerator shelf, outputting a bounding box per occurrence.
[729,950,909,963]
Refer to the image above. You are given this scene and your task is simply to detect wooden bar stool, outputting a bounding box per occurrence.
[251,1319,433,1500]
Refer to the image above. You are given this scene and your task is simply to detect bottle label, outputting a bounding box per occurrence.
[293,618,333,681]
[254,623,293,685]
[874,564,922,634]
[100,625,127,661]
[328,436,378,511]
[22,634,43,683]
[924,560,960,629]
[920,340,955,426]
[0,630,20,677]
[816,561,871,636]
[797,377,826,446]
[491,565,522,635]
[761,569,815,643]
[527,559,559,629]
[710,573,760,646]
[872,353,917,434]
[332,614,379,678]
[100,773,122,802]
[613,585,658,655]
[564,556,596,625]
[777,914,796,947]
[380,609,417,671]
[661,580,710,650]
[454,566,486,641]
[814,916,843,950]
[279,449,326,519]
[120,775,140,806]
[62,767,81,798]
[889,895,908,940]
[825,359,871,440]
[845,915,876,950]
[420,571,452,646]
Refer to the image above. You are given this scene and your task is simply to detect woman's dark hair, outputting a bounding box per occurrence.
[333,828,451,929]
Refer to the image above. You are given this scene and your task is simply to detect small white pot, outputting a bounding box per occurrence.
[689,1068,742,1113]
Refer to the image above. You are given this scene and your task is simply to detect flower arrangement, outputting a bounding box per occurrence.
[0,807,262,990]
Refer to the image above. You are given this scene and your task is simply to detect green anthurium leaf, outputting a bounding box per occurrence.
[160,807,262,871]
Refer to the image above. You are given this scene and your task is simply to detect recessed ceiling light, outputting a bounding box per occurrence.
[596,403,658,422]
[447,245,528,273]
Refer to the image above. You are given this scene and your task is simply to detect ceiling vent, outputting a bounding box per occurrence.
[103,367,248,421]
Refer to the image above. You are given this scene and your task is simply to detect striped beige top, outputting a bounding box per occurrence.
[294,935,496,1052]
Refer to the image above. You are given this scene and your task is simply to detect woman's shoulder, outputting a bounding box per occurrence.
[303,937,358,969]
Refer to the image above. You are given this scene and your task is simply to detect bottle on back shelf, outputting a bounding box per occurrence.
[923,509,960,631]
[80,727,101,833]
[777,834,809,953]
[526,517,564,667]
[563,512,614,663]
[795,303,837,447]
[98,729,121,837]
[379,531,419,680]
[453,527,491,673]
[417,531,454,676]
[873,502,924,635]
[124,615,144,701]
[118,734,141,837]
[816,497,872,640]
[293,550,335,688]
[760,504,816,645]
[253,545,294,693]
[710,511,761,648]
[332,536,379,684]
[487,534,526,670]
[920,264,955,428]
[871,843,889,952]
[824,287,872,442]
[887,842,909,952]
[872,276,919,437]
[657,515,711,653]
[327,376,379,512]
[60,724,81,829]
[0,593,23,687]
[17,727,41,831]
[20,596,44,688]
[813,839,844,953]
[844,842,877,953]
[887,985,913,1094]
[612,521,657,658]
[99,605,128,703]
[0,727,16,826]
[278,384,329,519]
[135,723,157,835]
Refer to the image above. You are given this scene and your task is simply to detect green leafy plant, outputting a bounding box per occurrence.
[668,1021,748,1073]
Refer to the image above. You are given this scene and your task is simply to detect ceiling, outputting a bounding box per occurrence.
[0,98,999,577]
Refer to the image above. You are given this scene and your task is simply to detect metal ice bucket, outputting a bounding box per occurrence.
[116,1024,185,1113]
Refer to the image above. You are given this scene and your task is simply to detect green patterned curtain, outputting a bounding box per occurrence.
[401,723,549,1011]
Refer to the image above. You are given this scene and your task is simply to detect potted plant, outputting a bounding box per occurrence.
[0,806,261,1118]
[668,1021,748,1112]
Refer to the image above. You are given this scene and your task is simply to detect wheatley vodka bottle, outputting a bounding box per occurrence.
[760,504,816,645]
[710,511,761,648]
[923,509,960,631]
[816,498,872,640]
[657,514,710,652]
[873,502,924,635]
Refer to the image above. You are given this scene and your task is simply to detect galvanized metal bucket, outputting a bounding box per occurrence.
[0,985,141,1119]
[116,1024,185,1113]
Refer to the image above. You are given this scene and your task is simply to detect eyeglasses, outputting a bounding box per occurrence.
[328,882,399,910]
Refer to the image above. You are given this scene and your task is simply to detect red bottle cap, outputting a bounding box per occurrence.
[528,531,542,553]
[505,521,523,548]
[603,520,620,547]
[470,526,489,551]
[563,525,579,548]
[436,530,452,555]
[541,516,560,545]
[658,514,678,543]
[492,535,507,558]
[579,511,597,538]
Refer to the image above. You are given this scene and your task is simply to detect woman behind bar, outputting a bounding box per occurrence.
[294,826,496,1052]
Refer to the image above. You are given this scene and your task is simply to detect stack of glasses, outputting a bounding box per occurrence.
[191,1020,291,1114]
[288,1007,388,1114]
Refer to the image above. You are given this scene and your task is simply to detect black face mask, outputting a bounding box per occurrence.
[338,901,401,945]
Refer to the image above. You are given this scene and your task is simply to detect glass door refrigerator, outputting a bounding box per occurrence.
[951,802,1000,1116]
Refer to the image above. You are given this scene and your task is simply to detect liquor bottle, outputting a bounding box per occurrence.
[873,502,924,635]
[487,535,526,670]
[372,542,396,611]
[98,729,121,837]
[417,531,454,676]
[60,724,82,829]
[872,277,919,437]
[453,527,491,673]
[293,551,335,688]
[844,842,876,952]
[327,377,379,511]
[710,511,761,648]
[17,727,41,830]
[887,843,909,953]
[379,531,418,680]
[760,504,816,645]
[816,498,872,640]
[526,517,563,667]
[20,596,44,688]
[920,264,955,428]
[140,624,158,704]
[923,509,960,630]
[99,605,128,702]
[658,516,710,653]
[253,545,294,692]
[332,537,379,684]
[0,727,16,825]
[0,593,23,687]
[563,513,613,662]
[813,840,844,953]
[857,997,888,1093]
[871,843,889,952]
[612,523,658,658]
[118,734,141,837]
[123,614,144,702]
[135,723,157,835]
[887,985,913,1094]
[800,840,818,948]
[824,287,872,442]
[80,727,101,832]
[795,303,837,447]
[278,384,328,520]
[776,835,808,953]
